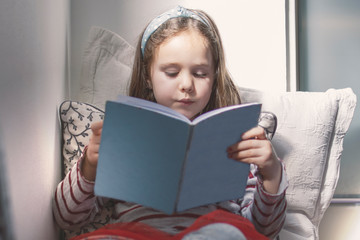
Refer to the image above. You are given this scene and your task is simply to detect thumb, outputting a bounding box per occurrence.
[91,121,103,135]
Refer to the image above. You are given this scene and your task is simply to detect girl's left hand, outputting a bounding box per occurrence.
[227,126,282,194]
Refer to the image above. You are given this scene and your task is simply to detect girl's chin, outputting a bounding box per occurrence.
[185,112,200,120]
[176,110,198,120]
[170,105,201,120]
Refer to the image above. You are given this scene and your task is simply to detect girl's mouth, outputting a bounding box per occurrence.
[178,98,194,105]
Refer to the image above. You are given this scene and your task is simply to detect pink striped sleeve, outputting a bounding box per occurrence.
[240,162,288,239]
[53,151,100,230]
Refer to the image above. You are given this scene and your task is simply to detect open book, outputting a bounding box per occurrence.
[95,95,261,214]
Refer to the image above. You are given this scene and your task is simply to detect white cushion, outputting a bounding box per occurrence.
[74,26,357,239]
[239,87,356,239]
[79,26,134,109]
[278,212,316,240]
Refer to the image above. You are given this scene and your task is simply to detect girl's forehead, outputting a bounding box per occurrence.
[154,30,212,64]
[158,30,209,53]
[149,31,215,71]
[165,29,207,44]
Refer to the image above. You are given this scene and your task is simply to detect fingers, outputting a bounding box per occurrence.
[227,139,261,154]
[227,139,272,163]
[241,126,267,140]
[89,121,103,143]
[227,127,282,192]
[227,126,266,154]
[91,121,103,135]
[86,121,103,163]
[227,126,273,166]
[82,121,103,181]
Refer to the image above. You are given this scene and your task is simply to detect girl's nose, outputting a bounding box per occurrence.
[179,73,194,93]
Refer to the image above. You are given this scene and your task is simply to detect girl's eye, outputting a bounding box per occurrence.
[165,72,179,77]
[194,72,207,78]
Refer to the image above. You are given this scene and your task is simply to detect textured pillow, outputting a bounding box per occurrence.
[79,26,135,110]
[240,87,356,239]
[59,101,104,176]
[59,101,113,239]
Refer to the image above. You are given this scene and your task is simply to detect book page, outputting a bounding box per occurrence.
[192,102,261,125]
[117,95,190,123]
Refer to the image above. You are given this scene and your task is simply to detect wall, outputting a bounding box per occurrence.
[70,0,287,101]
[0,0,69,239]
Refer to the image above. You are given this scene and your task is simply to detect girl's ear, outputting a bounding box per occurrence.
[146,79,153,89]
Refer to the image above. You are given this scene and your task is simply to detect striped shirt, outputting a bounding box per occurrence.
[53,153,288,239]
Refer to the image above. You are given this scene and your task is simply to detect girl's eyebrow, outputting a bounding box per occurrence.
[159,63,212,69]
[159,63,179,68]
[193,63,212,68]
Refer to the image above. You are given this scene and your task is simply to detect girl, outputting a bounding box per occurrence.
[53,6,287,239]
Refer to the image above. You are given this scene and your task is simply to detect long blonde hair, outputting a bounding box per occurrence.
[129,8,241,114]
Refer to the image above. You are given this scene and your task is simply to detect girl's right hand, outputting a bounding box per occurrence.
[82,121,103,181]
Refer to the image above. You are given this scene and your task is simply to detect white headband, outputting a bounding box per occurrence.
[141,6,209,56]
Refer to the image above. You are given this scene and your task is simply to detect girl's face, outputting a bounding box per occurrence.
[148,30,214,120]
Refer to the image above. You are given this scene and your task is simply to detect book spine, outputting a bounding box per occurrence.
[174,125,194,213]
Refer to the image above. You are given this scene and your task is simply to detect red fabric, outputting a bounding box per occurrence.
[71,210,269,240]
[70,222,171,240]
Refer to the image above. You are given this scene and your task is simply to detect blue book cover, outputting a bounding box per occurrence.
[94,95,261,214]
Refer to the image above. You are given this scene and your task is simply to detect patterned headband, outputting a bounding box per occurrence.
[141,6,209,56]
